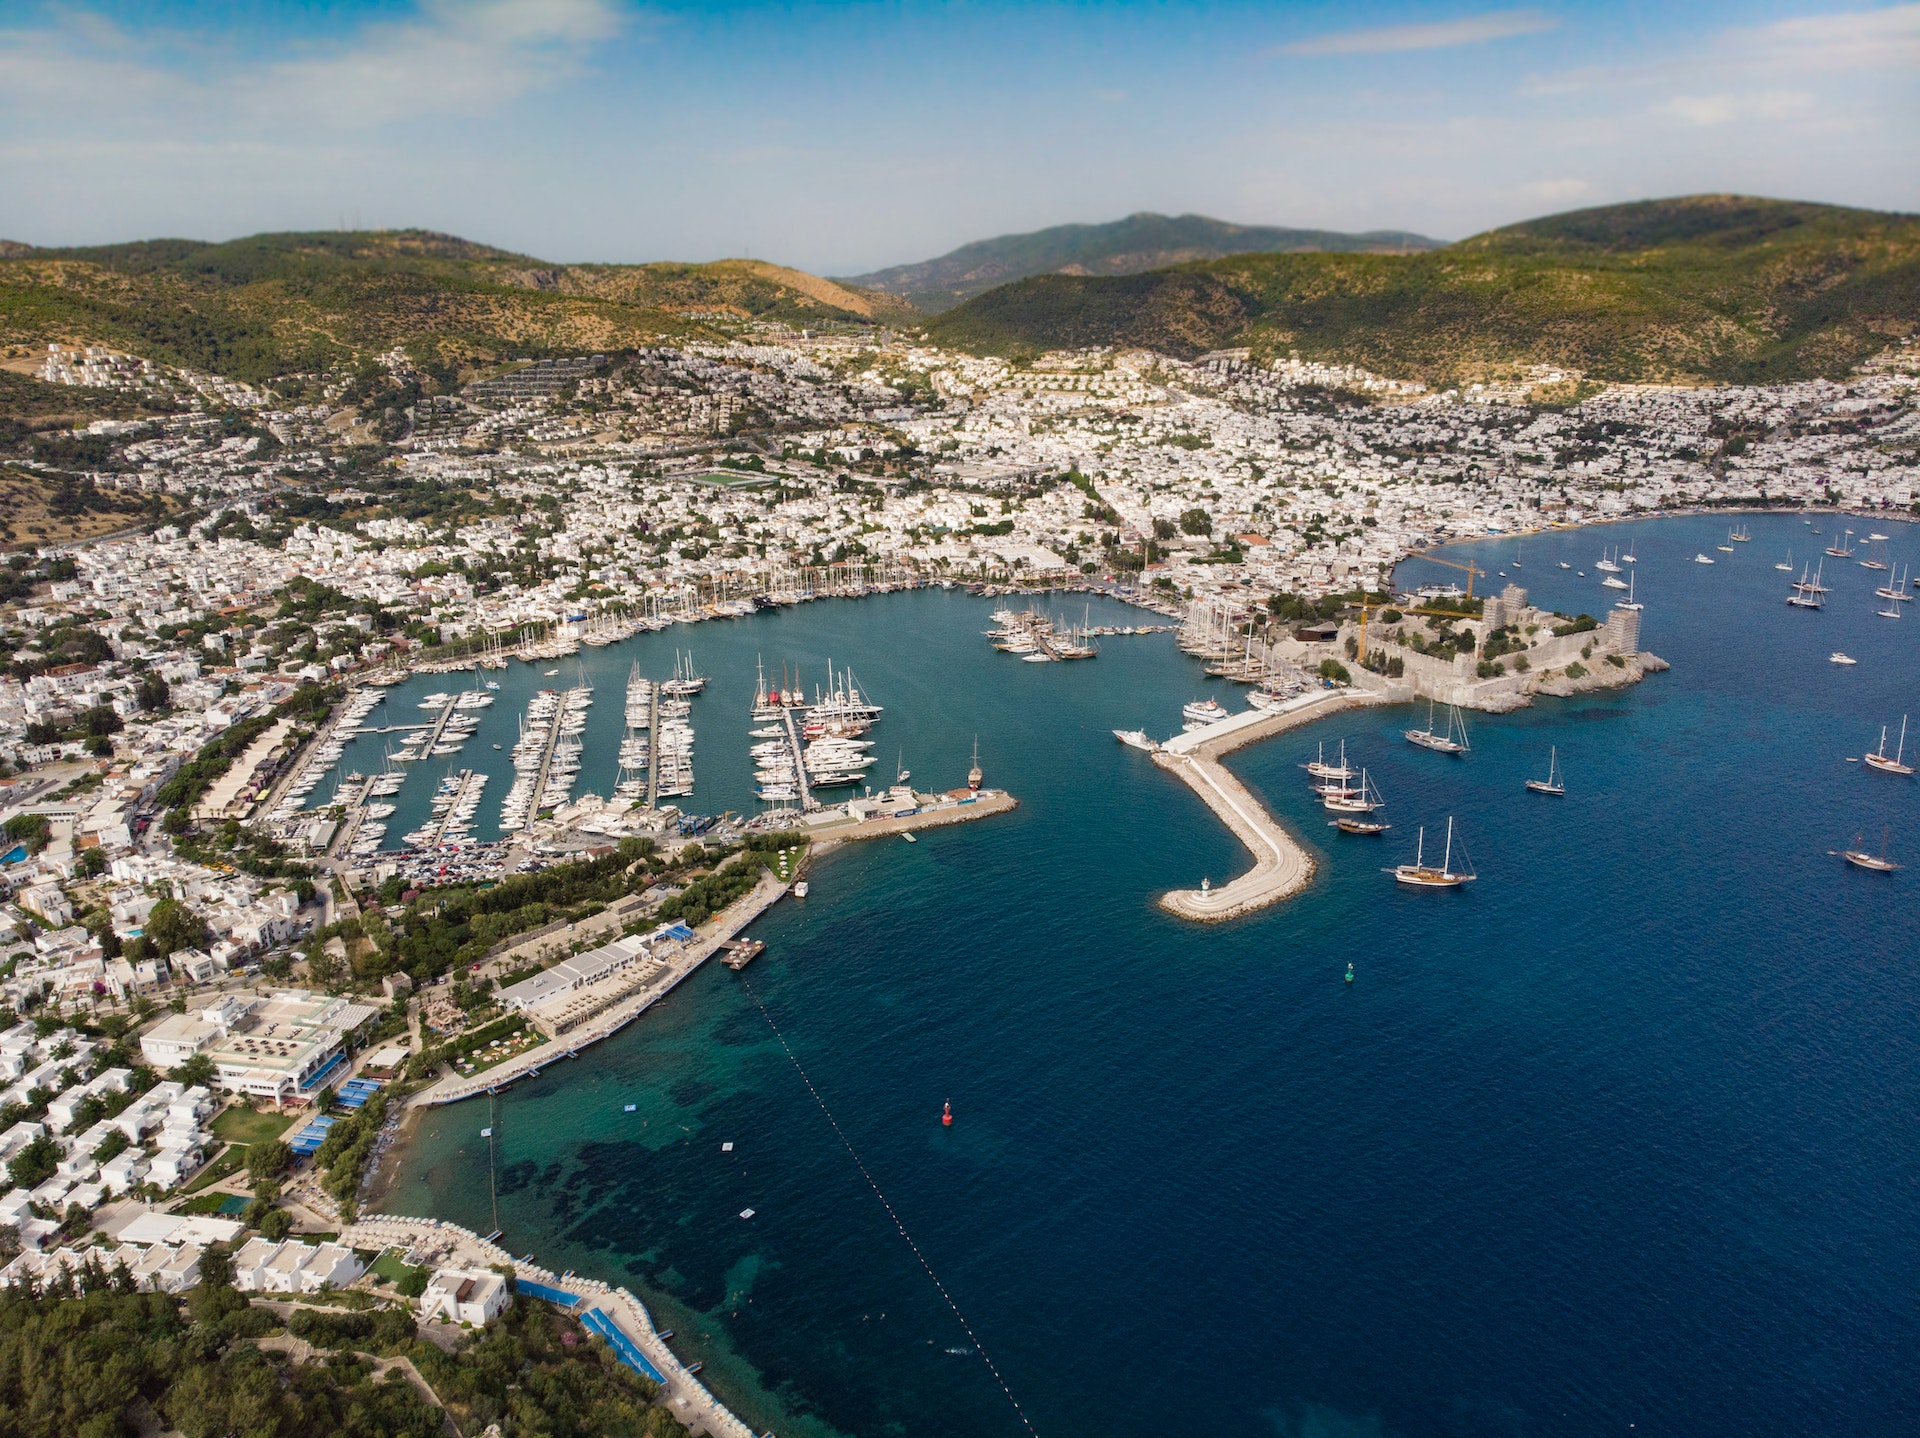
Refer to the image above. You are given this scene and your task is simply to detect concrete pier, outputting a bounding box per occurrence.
[1154,689,1381,922]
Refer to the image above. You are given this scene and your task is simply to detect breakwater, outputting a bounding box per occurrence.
[1155,690,1381,921]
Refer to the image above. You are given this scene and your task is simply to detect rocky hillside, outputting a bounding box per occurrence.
[922,196,1920,384]
[0,230,911,384]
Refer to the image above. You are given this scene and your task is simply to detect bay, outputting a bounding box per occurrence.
[379,512,1920,1437]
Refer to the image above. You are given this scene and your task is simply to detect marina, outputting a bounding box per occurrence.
[377,526,1920,1438]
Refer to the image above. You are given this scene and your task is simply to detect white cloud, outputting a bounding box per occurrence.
[253,0,624,128]
[0,0,624,138]
[1656,91,1815,128]
[1729,2,1920,72]
[1273,8,1557,58]
[1522,2,1920,96]
[1517,177,1592,204]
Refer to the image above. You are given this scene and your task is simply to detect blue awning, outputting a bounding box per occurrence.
[580,1307,667,1384]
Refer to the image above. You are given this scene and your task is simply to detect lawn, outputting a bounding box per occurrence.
[212,1106,297,1146]
[180,1144,247,1194]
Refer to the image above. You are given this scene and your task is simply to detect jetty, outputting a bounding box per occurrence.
[1153,688,1381,922]
[806,787,1017,844]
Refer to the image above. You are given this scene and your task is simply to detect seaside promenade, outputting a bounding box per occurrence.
[343,1213,754,1438]
[1154,688,1382,921]
[417,870,792,1106]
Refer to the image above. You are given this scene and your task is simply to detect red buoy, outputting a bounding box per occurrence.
[941,1101,953,1127]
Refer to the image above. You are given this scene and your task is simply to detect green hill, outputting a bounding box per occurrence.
[922,196,1920,384]
[0,230,911,385]
[839,212,1438,314]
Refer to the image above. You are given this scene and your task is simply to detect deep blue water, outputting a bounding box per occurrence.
[380,514,1920,1438]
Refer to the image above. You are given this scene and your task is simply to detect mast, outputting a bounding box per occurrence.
[1443,817,1454,876]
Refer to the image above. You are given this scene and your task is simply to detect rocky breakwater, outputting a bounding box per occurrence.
[1153,689,1381,922]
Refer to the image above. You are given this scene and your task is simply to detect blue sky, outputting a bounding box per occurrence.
[1,1,1915,272]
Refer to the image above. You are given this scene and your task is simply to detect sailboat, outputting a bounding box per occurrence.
[1525,747,1565,795]
[1716,527,1735,553]
[1595,547,1620,574]
[1388,817,1476,888]
[1874,564,1911,602]
[1786,563,1824,609]
[1323,768,1384,814]
[1731,524,1750,542]
[1838,828,1901,873]
[967,737,983,792]
[1864,717,1915,776]
[1775,548,1793,573]
[1404,698,1470,755]
[1825,527,1855,559]
[1619,571,1643,611]
[1303,740,1356,782]
[1859,538,1889,571]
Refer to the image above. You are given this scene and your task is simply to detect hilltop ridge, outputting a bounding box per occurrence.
[0,230,911,384]
[841,211,1439,314]
[922,195,1920,385]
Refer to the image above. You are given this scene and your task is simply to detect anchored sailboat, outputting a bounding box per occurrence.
[1404,698,1470,755]
[1388,817,1476,888]
[1837,827,1901,873]
[1864,717,1915,776]
[1525,746,1565,795]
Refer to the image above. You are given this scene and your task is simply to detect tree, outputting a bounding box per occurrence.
[1179,508,1212,536]
[143,897,207,958]
[75,846,107,878]
[2,814,50,855]
[137,673,171,711]
[7,1135,60,1188]
[258,1206,293,1242]
[247,1139,292,1195]
[169,1053,216,1088]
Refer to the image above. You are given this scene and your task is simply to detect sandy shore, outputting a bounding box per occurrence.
[1154,690,1381,922]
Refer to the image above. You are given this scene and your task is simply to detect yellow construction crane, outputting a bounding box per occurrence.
[1411,552,1485,599]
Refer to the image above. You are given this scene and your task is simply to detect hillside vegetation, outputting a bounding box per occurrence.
[0,230,909,384]
[922,196,1920,384]
[842,211,1438,313]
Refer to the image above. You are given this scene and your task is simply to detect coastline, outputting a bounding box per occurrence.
[1153,689,1383,922]
[344,1213,756,1438]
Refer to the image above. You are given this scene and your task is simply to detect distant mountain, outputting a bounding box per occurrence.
[0,230,913,384]
[923,196,1920,385]
[839,213,1439,314]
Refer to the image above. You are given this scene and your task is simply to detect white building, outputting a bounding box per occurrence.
[420,1267,511,1325]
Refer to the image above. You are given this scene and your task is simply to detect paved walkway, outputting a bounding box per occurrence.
[417,872,790,1107]
[1154,690,1381,922]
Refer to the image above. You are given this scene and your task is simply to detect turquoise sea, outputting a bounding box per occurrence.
[377,513,1920,1437]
